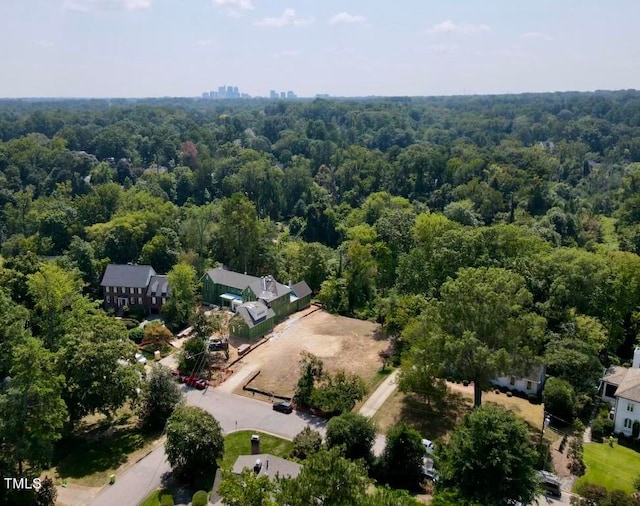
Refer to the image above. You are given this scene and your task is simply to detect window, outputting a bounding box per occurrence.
[129,287,134,294]
[152,297,157,305]
[130,297,136,305]
[624,418,633,429]
[509,376,515,386]
[121,287,125,294]
[628,403,635,412]
[106,296,111,303]
[526,381,532,391]
[162,298,166,304]
[138,297,143,305]
[138,287,142,294]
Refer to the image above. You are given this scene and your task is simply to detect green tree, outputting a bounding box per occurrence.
[291,426,323,460]
[139,228,181,274]
[58,314,142,424]
[165,406,224,484]
[0,337,67,473]
[178,336,210,376]
[293,352,324,408]
[138,364,183,431]
[359,487,423,506]
[398,331,447,407]
[163,263,196,331]
[326,412,376,463]
[218,468,277,506]
[377,423,425,491]
[435,405,539,506]
[543,377,576,423]
[311,371,367,415]
[277,447,369,506]
[26,263,86,350]
[35,476,57,506]
[427,267,546,406]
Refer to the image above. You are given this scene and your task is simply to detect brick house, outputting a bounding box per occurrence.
[100,264,170,314]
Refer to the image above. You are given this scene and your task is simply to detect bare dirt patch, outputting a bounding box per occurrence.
[232,309,386,398]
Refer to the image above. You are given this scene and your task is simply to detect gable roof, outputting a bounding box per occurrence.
[615,368,640,403]
[233,454,301,480]
[100,264,156,288]
[291,281,312,299]
[205,267,291,302]
[235,301,275,328]
[603,365,629,387]
[146,275,170,297]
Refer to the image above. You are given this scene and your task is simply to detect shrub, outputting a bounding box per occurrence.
[494,389,501,395]
[559,434,568,453]
[462,380,470,387]
[192,491,208,506]
[544,377,576,424]
[603,418,614,437]
[633,421,640,439]
[591,418,605,442]
[500,386,509,393]
[160,493,174,506]
[506,391,513,397]
[527,393,539,404]
[129,326,144,343]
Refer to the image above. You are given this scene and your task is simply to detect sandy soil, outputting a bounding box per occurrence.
[232,309,386,397]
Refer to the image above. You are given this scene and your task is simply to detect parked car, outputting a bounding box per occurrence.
[423,467,439,482]
[195,379,209,390]
[272,401,293,414]
[134,353,147,365]
[538,471,562,498]
[183,376,199,387]
[422,438,435,455]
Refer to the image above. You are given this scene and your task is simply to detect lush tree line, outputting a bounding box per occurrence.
[2,91,640,502]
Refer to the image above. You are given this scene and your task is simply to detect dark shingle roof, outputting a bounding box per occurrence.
[100,264,156,288]
[291,281,312,299]
[205,267,291,301]
[146,275,170,297]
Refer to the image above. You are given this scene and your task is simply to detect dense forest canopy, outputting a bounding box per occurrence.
[1,90,640,415]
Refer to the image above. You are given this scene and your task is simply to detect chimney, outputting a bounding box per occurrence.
[253,459,262,474]
[251,434,260,455]
[633,348,640,369]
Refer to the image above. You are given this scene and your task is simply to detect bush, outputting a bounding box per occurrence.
[500,386,509,393]
[603,418,614,437]
[506,391,513,397]
[591,418,605,442]
[543,377,576,423]
[559,434,568,453]
[192,491,208,506]
[494,389,501,395]
[129,326,144,343]
[462,380,470,387]
[160,493,174,506]
[527,393,539,404]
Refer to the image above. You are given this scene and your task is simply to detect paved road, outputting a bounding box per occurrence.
[89,387,330,506]
[359,370,399,418]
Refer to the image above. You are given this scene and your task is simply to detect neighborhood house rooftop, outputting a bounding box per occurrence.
[100,264,156,288]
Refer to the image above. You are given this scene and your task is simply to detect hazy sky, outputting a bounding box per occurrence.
[1,0,639,98]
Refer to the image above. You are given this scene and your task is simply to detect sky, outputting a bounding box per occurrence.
[1,0,639,98]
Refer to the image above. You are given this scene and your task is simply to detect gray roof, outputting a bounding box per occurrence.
[236,301,275,328]
[233,454,301,480]
[291,281,312,299]
[100,264,156,288]
[615,368,640,403]
[146,275,170,297]
[603,366,628,387]
[205,267,291,302]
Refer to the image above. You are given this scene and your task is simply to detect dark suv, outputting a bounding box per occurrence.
[272,401,293,414]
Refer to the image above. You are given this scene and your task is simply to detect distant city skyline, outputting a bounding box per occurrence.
[1,1,639,98]
[201,85,298,99]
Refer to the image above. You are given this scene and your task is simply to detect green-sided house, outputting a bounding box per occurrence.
[201,267,312,340]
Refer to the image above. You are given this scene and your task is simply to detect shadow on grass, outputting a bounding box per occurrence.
[53,418,162,481]
[398,391,471,440]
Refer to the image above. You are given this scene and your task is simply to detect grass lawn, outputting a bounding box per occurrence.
[574,442,640,494]
[46,408,163,487]
[139,488,173,506]
[220,431,294,470]
[373,385,555,444]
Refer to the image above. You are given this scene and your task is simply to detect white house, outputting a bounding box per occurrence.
[491,365,546,397]
[601,348,640,437]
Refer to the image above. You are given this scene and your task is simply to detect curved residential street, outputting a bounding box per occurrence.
[86,373,391,506]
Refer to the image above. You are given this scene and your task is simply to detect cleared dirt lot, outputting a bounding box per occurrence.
[233,308,386,397]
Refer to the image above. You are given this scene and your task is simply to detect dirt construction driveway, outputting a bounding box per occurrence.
[233,308,385,397]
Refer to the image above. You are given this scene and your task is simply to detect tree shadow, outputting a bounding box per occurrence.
[398,391,471,439]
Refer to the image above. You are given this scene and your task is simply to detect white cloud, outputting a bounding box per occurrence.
[63,0,151,12]
[254,9,314,28]
[329,12,366,25]
[425,20,491,35]
[522,31,553,41]
[212,0,254,16]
